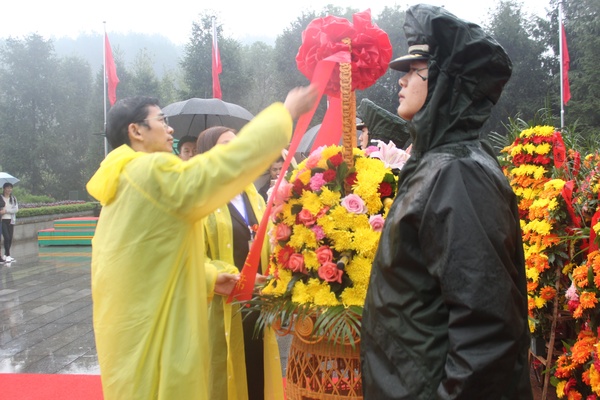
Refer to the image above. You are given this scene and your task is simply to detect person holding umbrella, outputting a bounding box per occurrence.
[1,183,18,262]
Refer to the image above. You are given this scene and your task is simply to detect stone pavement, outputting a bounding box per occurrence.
[0,240,291,376]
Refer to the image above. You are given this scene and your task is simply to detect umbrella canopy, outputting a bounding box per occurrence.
[162,98,254,138]
[296,124,321,156]
[0,172,19,187]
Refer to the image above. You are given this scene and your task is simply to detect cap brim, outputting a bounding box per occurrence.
[389,54,429,72]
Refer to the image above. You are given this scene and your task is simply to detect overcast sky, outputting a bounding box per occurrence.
[2,0,553,45]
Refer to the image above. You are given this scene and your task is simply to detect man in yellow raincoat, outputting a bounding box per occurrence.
[86,86,316,400]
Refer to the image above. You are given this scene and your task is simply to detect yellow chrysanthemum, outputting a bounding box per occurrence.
[545,179,566,191]
[297,169,312,185]
[340,285,368,307]
[556,380,566,398]
[534,296,547,308]
[300,191,323,215]
[303,251,319,271]
[288,224,317,250]
[345,256,372,286]
[319,187,341,207]
[535,143,551,155]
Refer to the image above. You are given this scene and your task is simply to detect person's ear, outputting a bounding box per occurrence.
[128,122,143,144]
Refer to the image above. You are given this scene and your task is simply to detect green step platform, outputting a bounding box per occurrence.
[38,217,98,246]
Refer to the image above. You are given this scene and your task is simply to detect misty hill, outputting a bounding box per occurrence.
[53,33,185,77]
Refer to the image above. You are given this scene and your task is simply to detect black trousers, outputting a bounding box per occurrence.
[1,220,13,256]
[242,309,265,400]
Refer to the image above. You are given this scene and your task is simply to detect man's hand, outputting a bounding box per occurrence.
[214,273,240,296]
[284,85,319,120]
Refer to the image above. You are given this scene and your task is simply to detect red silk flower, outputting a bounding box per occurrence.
[296,9,392,96]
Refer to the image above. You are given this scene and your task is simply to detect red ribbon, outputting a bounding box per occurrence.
[228,54,343,302]
[561,180,581,228]
[553,131,566,169]
[589,209,600,253]
[310,96,343,152]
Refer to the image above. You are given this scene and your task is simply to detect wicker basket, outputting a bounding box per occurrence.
[285,314,362,399]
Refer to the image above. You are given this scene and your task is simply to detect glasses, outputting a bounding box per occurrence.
[141,115,170,128]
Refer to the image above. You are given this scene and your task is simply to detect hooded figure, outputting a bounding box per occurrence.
[361,5,532,399]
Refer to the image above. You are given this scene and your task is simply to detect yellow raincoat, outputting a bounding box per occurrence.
[86,103,292,400]
[204,184,284,400]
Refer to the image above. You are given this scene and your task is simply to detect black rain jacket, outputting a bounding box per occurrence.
[361,5,533,399]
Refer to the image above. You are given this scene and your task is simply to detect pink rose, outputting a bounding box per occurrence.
[272,180,293,205]
[309,173,327,191]
[270,203,284,223]
[341,194,367,214]
[298,209,316,226]
[288,253,307,274]
[275,223,292,241]
[369,214,385,232]
[316,246,333,264]
[318,262,343,283]
[306,146,325,169]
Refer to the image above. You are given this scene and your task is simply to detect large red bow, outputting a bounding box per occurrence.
[296,9,392,97]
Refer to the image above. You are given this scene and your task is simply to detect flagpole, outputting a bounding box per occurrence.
[103,22,108,158]
[559,3,565,130]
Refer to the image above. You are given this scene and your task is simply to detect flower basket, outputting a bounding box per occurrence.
[248,10,396,400]
[285,314,362,400]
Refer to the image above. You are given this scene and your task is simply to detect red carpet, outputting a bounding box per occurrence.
[0,374,103,400]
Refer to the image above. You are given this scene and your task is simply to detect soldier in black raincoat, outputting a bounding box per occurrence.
[361,4,533,399]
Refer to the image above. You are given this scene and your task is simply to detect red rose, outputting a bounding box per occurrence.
[288,253,307,274]
[297,209,316,226]
[316,246,333,264]
[345,172,357,187]
[329,153,344,167]
[378,182,393,197]
[318,262,343,283]
[323,169,337,182]
[292,179,305,196]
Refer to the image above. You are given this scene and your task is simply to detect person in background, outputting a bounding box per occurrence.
[0,194,5,263]
[258,157,284,202]
[86,85,318,400]
[356,118,370,149]
[1,183,18,262]
[177,135,198,161]
[361,5,532,399]
[198,126,283,400]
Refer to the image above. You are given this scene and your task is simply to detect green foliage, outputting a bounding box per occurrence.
[17,202,98,218]
[12,186,54,203]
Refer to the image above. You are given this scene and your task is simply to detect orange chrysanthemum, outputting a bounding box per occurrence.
[540,286,557,301]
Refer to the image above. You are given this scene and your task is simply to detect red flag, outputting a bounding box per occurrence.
[212,20,222,99]
[104,33,119,106]
[561,23,571,105]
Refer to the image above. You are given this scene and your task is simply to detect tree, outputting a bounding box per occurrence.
[484,0,552,135]
[180,13,250,106]
[559,0,600,137]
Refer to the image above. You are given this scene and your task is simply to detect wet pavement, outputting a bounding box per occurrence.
[0,240,291,376]
[0,241,98,374]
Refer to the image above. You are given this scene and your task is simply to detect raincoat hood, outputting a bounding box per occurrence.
[404,4,512,157]
[86,145,144,206]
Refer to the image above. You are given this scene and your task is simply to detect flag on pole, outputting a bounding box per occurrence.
[104,33,120,106]
[212,19,223,99]
[561,23,571,105]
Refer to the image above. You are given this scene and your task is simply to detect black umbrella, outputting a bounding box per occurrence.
[162,98,254,138]
[296,124,321,156]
